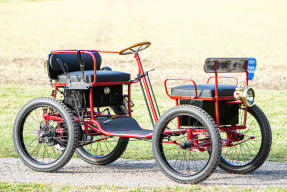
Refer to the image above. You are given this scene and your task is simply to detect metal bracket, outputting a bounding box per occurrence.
[66,82,92,90]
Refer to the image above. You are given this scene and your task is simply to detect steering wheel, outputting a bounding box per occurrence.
[119,41,151,55]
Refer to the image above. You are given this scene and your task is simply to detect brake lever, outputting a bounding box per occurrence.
[77,50,85,82]
[56,58,68,74]
[56,58,70,84]
[132,68,155,81]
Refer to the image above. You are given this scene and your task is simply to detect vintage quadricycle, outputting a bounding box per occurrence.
[13,42,272,184]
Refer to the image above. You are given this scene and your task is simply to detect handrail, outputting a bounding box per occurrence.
[164,78,198,99]
[52,49,118,53]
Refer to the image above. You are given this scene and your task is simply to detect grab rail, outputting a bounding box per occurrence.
[164,78,198,100]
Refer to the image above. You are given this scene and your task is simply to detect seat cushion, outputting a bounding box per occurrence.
[171,84,236,97]
[57,70,130,83]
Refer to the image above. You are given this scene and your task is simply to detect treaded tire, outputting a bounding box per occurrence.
[152,105,221,184]
[13,97,80,172]
[219,104,272,174]
[75,106,129,165]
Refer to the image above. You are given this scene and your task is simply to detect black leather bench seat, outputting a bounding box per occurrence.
[171,84,236,97]
[57,70,130,83]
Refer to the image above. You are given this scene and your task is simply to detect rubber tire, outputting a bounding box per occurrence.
[13,97,80,172]
[219,104,272,174]
[75,106,129,165]
[152,105,222,184]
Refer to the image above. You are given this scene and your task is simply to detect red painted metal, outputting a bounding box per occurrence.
[89,87,94,120]
[135,53,158,122]
[166,95,235,101]
[91,50,119,54]
[50,47,162,136]
[43,115,63,121]
[53,86,57,99]
[94,81,133,85]
[91,119,153,138]
[52,49,118,54]
[175,99,180,129]
[187,128,192,140]
[49,46,253,140]
[163,137,211,152]
[53,81,133,89]
[164,78,197,99]
[53,82,67,87]
[245,60,249,86]
[221,129,255,147]
[220,125,246,130]
[214,61,220,127]
[128,84,132,116]
[244,60,249,126]
[82,118,189,139]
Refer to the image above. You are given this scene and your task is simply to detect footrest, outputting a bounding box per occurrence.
[95,116,153,138]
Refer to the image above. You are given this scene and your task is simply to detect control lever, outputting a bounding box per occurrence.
[77,50,85,82]
[56,58,70,84]
[56,58,68,74]
[133,68,155,81]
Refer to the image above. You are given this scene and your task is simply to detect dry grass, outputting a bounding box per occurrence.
[0,0,286,88]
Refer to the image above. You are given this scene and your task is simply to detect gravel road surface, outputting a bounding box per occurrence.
[0,158,286,186]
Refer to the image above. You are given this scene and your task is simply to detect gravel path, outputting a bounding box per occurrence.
[0,158,286,186]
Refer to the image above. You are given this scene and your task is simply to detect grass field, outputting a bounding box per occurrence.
[1,182,287,192]
[0,0,287,190]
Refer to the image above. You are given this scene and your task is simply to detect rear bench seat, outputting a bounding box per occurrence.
[171,84,236,97]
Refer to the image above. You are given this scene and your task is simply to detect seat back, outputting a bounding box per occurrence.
[47,52,102,79]
[204,58,256,73]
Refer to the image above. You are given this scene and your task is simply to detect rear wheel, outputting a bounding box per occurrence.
[13,97,80,172]
[75,106,129,165]
[152,105,221,184]
[219,104,272,173]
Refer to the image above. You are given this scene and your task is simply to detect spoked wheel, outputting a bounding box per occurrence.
[152,105,221,184]
[219,104,272,174]
[13,97,80,172]
[75,106,129,165]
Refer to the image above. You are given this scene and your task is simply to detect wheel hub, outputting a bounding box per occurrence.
[237,133,245,140]
[180,140,193,149]
[38,123,57,146]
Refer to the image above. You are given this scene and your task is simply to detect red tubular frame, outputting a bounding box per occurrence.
[164,78,198,99]
[134,53,158,122]
[214,61,220,126]
[49,46,252,147]
[50,47,161,138]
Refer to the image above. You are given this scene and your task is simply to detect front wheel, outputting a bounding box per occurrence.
[13,97,80,172]
[152,105,221,184]
[219,104,272,174]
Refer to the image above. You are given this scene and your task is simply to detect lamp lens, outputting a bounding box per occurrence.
[246,88,255,105]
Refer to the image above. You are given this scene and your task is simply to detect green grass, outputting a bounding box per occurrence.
[1,182,287,192]
[0,84,286,161]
